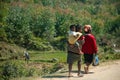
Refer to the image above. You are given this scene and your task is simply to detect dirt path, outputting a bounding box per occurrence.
[36,60,120,80]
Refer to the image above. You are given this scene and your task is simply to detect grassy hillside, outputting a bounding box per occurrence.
[0,0,120,50]
[0,0,120,80]
[0,42,25,60]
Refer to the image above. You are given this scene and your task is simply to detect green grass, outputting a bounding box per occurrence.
[29,51,67,63]
[1,50,120,80]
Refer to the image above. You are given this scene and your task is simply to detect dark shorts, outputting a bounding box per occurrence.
[67,51,81,64]
[84,54,93,64]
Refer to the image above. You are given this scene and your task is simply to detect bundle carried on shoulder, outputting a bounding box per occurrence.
[68,32,82,44]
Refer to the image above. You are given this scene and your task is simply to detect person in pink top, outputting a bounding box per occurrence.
[82,25,97,74]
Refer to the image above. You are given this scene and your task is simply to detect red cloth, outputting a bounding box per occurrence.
[82,34,97,54]
[78,35,85,40]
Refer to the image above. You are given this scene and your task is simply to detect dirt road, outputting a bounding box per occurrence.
[37,60,120,80]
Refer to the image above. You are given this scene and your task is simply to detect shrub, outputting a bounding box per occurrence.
[0,42,25,59]
[28,37,53,51]
[104,16,120,48]
[30,8,55,41]
[0,27,7,41]
[55,12,70,37]
[2,61,25,80]
[75,0,87,3]
[5,6,32,46]
[1,61,38,79]
[86,5,99,15]
[51,36,67,50]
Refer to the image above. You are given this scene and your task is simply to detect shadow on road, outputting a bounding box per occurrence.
[42,70,94,79]
[72,70,94,74]
[42,75,68,78]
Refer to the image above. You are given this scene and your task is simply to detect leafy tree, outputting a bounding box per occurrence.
[53,12,74,50]
[105,16,120,34]
[0,1,9,25]
[0,0,119,50]
[5,6,32,46]
[55,12,70,37]
[0,27,7,41]
[115,3,120,15]
[75,0,87,3]
[86,5,100,15]
[111,16,120,47]
[104,16,120,47]
[30,8,55,41]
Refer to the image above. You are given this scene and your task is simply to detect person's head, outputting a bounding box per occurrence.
[84,25,92,33]
[70,24,76,31]
[76,24,83,32]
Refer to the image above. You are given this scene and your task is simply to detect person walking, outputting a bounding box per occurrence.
[67,24,84,77]
[82,25,97,74]
[76,24,85,77]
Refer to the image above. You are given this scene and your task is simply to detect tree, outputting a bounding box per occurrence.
[55,12,69,37]
[5,6,32,46]
[30,8,55,41]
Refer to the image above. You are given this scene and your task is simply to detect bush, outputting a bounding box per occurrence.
[30,8,55,40]
[86,5,99,15]
[51,36,67,50]
[0,27,7,41]
[28,37,53,51]
[104,16,120,48]
[75,0,87,3]
[1,61,38,80]
[5,6,32,46]
[2,61,25,80]
[55,11,70,37]
[0,42,25,59]
[103,46,114,53]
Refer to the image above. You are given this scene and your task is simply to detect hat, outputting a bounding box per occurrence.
[84,25,91,30]
[84,25,92,32]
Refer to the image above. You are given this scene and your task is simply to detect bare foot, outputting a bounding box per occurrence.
[68,74,73,77]
[84,66,88,74]
[78,73,84,77]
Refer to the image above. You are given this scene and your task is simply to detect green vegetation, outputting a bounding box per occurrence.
[0,0,120,80]
[0,51,67,80]
[0,50,120,80]
[0,42,25,60]
[0,0,119,50]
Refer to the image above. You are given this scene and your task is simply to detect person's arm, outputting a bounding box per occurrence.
[91,36,97,54]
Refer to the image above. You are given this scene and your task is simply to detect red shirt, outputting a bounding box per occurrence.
[78,35,85,40]
[82,34,97,54]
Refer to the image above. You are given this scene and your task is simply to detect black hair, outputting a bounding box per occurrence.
[76,24,83,32]
[70,24,76,30]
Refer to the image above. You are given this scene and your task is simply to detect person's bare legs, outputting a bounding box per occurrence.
[78,61,81,74]
[84,62,90,74]
[77,61,83,77]
[68,63,73,77]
